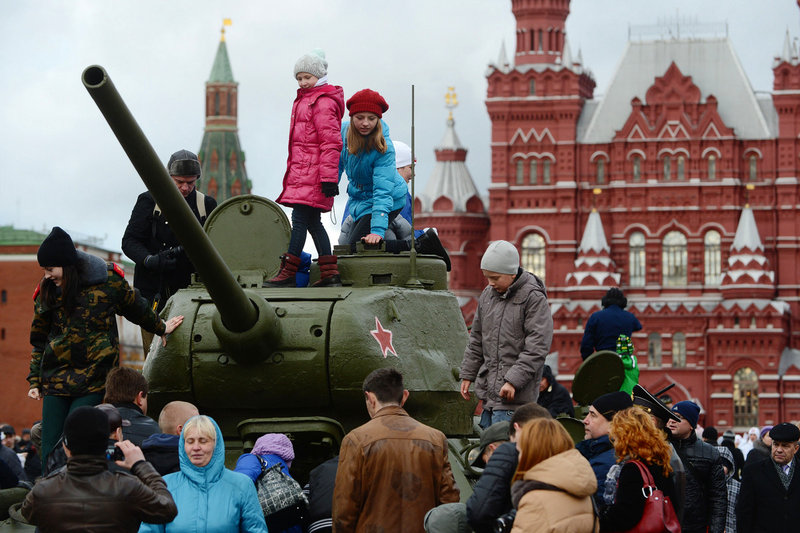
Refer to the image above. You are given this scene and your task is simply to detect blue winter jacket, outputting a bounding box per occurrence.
[580,304,642,359]
[139,417,268,533]
[576,434,616,505]
[339,121,408,237]
[234,452,291,483]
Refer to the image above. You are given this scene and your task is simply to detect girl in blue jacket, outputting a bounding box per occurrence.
[139,415,267,533]
[340,89,450,269]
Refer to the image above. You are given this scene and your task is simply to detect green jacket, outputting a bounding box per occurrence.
[28,251,165,396]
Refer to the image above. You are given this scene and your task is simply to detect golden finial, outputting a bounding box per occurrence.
[221,18,232,42]
[745,183,755,208]
[592,188,602,211]
[445,86,458,121]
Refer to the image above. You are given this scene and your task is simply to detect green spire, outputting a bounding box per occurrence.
[208,40,234,83]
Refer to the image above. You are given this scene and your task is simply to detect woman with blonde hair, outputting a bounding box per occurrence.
[510,418,598,532]
[599,407,676,531]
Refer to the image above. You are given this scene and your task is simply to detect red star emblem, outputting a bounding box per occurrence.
[370,317,397,358]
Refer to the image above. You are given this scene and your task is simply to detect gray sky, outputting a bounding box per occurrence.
[1,0,798,257]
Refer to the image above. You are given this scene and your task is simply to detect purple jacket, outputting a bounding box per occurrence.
[277,83,345,211]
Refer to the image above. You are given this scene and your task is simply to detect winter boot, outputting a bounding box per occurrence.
[313,255,342,287]
[264,253,302,287]
[416,228,451,271]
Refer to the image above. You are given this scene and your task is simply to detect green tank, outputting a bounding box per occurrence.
[80,65,475,480]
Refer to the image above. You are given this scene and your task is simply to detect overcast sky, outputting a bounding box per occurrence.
[1,0,798,258]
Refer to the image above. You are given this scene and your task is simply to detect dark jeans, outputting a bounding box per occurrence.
[288,205,331,257]
[349,209,410,253]
[41,392,104,471]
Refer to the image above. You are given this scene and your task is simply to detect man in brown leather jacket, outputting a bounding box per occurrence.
[332,368,459,532]
[21,406,177,532]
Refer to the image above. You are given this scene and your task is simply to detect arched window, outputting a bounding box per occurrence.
[662,231,687,286]
[704,230,721,286]
[629,232,646,286]
[672,332,686,368]
[543,160,551,184]
[529,160,538,185]
[708,155,716,180]
[226,92,231,115]
[521,234,546,282]
[648,333,662,368]
[529,80,536,95]
[0,289,6,304]
[214,92,220,115]
[734,367,759,428]
[515,160,524,185]
[677,156,685,180]
[749,155,758,181]
[632,156,641,182]
[596,159,605,184]
[663,156,671,181]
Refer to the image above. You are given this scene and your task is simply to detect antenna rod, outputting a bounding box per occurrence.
[405,84,423,288]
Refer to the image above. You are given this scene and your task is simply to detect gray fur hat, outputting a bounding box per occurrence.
[294,49,328,79]
[480,240,519,275]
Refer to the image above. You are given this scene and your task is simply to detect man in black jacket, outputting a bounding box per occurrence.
[103,367,159,447]
[736,422,800,532]
[122,149,217,352]
[668,401,726,533]
[536,365,574,417]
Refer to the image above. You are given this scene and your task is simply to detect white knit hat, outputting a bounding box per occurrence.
[480,240,519,274]
[393,141,413,168]
[294,48,328,78]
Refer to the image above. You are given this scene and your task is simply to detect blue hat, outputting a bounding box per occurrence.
[671,401,700,428]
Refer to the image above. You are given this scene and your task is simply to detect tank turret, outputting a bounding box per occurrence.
[81,66,474,477]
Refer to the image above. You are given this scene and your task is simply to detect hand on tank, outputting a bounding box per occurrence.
[27,388,41,401]
[362,233,383,245]
[161,315,184,346]
[114,440,145,470]
[499,382,516,402]
[460,380,472,400]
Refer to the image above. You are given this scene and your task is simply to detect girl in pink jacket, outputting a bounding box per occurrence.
[266,49,345,287]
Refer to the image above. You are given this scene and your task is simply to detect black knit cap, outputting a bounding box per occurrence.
[770,422,800,443]
[63,406,109,456]
[167,149,201,178]
[37,226,78,267]
[592,391,633,421]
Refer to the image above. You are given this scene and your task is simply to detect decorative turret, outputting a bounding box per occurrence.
[197,20,252,202]
[511,0,570,66]
[564,207,619,298]
[720,205,775,299]
[415,88,489,300]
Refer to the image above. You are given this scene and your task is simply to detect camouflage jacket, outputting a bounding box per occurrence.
[28,251,166,396]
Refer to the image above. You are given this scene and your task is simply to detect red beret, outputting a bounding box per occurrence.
[346,89,389,118]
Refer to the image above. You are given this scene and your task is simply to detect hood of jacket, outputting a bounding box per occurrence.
[520,448,597,497]
[142,433,179,450]
[715,445,735,481]
[179,417,226,486]
[76,250,108,286]
[500,269,547,300]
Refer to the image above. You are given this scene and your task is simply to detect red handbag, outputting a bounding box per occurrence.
[620,460,681,533]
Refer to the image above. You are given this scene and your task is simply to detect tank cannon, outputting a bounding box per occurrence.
[80,65,474,477]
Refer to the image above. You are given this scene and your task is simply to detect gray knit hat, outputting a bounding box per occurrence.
[294,49,328,79]
[480,240,519,275]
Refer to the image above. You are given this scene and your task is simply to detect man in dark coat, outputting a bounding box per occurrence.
[103,367,159,447]
[736,422,800,533]
[580,287,642,359]
[122,149,216,351]
[668,401,727,533]
[536,364,574,417]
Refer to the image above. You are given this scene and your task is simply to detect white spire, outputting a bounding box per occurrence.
[578,210,610,254]
[577,47,584,66]
[497,40,509,71]
[731,206,764,252]
[782,29,792,63]
[561,37,573,71]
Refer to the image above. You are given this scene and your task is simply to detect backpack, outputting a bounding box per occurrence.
[255,456,308,531]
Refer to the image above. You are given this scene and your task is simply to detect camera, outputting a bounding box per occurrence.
[493,510,517,533]
[106,445,124,462]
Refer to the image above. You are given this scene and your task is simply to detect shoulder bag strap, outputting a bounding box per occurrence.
[629,459,657,494]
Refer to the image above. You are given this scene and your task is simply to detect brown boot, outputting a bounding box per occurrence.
[313,255,342,287]
[264,253,302,287]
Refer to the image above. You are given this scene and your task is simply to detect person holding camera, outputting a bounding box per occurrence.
[122,149,217,352]
[21,406,177,531]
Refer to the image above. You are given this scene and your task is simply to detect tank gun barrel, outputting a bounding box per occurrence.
[82,65,278,364]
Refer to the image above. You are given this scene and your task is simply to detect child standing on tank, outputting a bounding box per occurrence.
[266,49,345,287]
[339,89,450,269]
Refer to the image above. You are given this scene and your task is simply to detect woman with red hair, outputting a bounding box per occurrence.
[510,418,598,532]
[599,407,676,531]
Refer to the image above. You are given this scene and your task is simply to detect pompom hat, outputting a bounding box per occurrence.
[346,89,389,118]
[252,433,295,467]
[38,226,78,267]
[294,48,328,79]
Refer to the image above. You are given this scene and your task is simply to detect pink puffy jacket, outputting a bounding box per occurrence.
[277,83,345,211]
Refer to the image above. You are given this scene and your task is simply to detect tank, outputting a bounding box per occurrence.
[79,65,476,480]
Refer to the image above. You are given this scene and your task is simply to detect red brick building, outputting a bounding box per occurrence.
[417,0,800,430]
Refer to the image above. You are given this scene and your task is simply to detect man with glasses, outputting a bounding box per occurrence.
[122,149,217,352]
